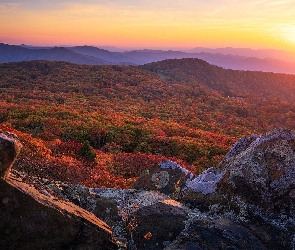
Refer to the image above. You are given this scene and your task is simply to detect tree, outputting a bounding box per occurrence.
[79,140,96,161]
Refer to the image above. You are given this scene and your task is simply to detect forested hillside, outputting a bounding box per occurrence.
[1,59,295,188]
[141,58,295,100]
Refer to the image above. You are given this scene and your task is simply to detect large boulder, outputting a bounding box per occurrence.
[0,179,117,250]
[0,132,22,178]
[181,129,295,216]
[92,188,191,249]
[177,128,295,249]
[217,128,295,217]
[0,132,117,249]
[132,160,194,198]
[165,212,292,250]
[133,200,189,250]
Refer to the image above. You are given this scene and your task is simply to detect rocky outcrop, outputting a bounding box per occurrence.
[90,188,190,249]
[179,129,295,249]
[165,212,291,250]
[216,128,295,217]
[0,132,22,178]
[132,129,295,249]
[3,129,295,249]
[0,132,117,250]
[1,178,117,250]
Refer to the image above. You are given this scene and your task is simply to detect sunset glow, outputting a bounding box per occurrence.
[1,0,295,51]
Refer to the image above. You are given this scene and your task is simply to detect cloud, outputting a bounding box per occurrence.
[0,3,21,10]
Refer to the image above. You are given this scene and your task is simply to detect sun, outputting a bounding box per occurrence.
[278,25,295,45]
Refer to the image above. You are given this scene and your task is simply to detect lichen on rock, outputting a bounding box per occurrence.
[152,170,169,189]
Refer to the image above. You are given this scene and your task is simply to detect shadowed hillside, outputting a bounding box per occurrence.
[141,58,295,100]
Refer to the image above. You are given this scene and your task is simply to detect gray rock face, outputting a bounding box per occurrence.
[90,188,190,249]
[0,132,22,178]
[133,200,189,250]
[174,129,295,249]
[165,212,292,250]
[132,160,194,198]
[217,128,295,217]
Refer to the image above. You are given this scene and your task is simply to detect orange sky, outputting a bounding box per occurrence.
[1,0,295,51]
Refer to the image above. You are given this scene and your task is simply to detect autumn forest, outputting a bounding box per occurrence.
[1,59,295,188]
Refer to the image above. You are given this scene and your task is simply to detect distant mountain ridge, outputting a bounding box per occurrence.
[68,46,136,65]
[1,43,295,74]
[0,43,108,65]
[187,46,295,63]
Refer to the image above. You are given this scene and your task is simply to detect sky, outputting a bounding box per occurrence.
[1,0,295,51]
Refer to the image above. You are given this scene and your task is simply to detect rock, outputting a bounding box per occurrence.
[0,132,22,178]
[132,200,189,250]
[1,177,117,249]
[3,129,295,249]
[217,128,295,217]
[47,182,120,225]
[0,131,117,249]
[92,188,191,249]
[181,129,295,216]
[178,129,295,249]
[165,212,292,250]
[132,160,194,198]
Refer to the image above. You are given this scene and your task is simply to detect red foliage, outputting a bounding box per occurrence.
[111,152,167,178]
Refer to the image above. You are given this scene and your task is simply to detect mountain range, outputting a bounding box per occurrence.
[1,43,295,74]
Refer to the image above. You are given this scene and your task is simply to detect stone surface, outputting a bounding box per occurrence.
[176,129,295,249]
[91,188,191,249]
[0,132,22,178]
[217,128,295,217]
[132,200,189,250]
[0,176,118,250]
[132,160,194,198]
[45,181,122,246]
[165,211,292,250]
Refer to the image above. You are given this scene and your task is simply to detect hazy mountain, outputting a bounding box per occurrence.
[193,52,295,74]
[120,49,295,74]
[0,43,109,65]
[187,47,295,64]
[68,46,135,65]
[2,59,295,178]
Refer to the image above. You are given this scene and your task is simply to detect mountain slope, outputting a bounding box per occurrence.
[141,58,295,101]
